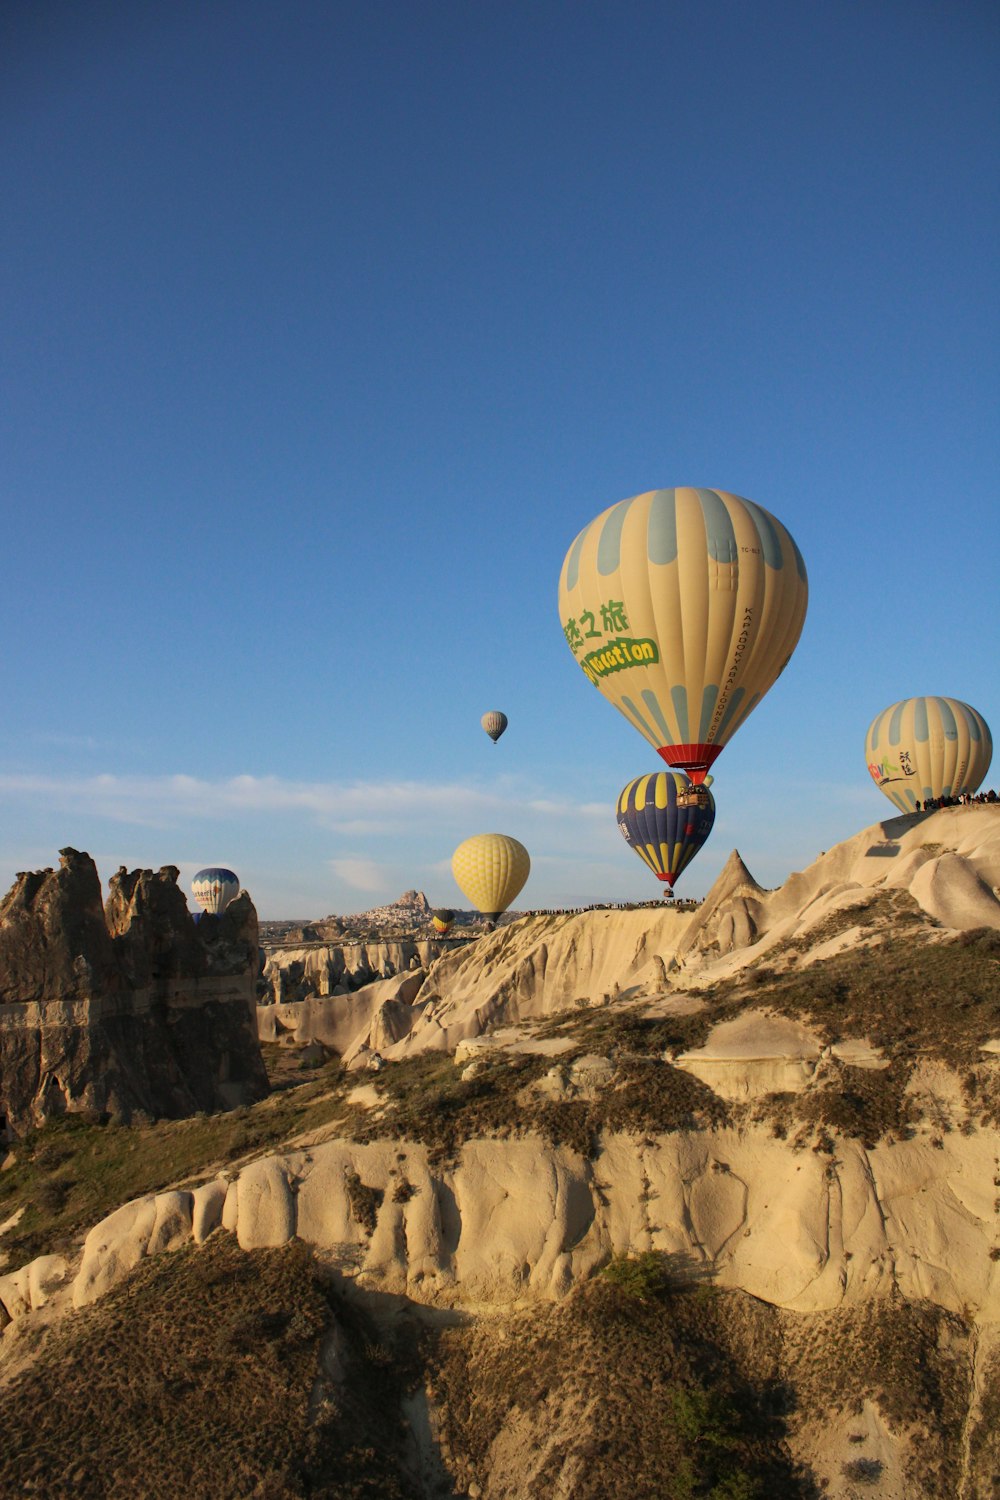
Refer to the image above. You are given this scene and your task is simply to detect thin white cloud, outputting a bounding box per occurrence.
[0,770,606,832]
[328,856,388,893]
[526,798,607,819]
[32,732,102,751]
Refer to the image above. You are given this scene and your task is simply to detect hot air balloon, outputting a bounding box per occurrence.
[431,908,455,935]
[191,867,240,915]
[452,834,529,925]
[864,697,993,813]
[558,488,808,782]
[616,772,715,891]
[481,711,508,744]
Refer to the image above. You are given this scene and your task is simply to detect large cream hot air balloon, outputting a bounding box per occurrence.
[558,487,808,782]
[451,833,530,923]
[865,697,993,812]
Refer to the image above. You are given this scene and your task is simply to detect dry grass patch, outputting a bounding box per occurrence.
[775,1299,972,1499]
[425,1275,807,1499]
[0,1236,421,1499]
[348,1046,729,1161]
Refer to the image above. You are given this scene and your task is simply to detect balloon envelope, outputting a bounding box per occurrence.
[481,711,508,744]
[431,908,455,935]
[452,834,529,920]
[559,487,808,781]
[616,772,715,889]
[191,867,240,915]
[865,697,993,812]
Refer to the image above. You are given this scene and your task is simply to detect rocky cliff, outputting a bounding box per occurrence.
[3,813,1000,1497]
[0,849,269,1132]
[261,938,448,1006]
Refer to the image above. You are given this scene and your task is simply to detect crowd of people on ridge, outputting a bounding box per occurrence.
[916,788,998,812]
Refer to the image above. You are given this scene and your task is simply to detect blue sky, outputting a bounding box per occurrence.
[2,0,997,916]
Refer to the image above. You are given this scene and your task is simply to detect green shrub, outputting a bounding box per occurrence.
[601,1252,672,1301]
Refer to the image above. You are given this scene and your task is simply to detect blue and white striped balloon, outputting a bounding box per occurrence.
[191,867,240,915]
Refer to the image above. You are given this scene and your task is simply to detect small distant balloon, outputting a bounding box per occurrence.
[616,772,715,890]
[559,487,808,782]
[864,697,993,813]
[431,908,455,935]
[481,711,508,744]
[191,867,240,915]
[452,833,529,922]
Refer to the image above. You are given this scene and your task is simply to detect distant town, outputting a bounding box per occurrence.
[258,888,700,945]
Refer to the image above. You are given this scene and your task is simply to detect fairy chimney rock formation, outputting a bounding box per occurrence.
[0,850,268,1133]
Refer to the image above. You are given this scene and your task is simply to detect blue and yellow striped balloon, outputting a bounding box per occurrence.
[616,772,715,890]
[864,697,992,812]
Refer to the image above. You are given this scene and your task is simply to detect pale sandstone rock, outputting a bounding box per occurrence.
[792,1395,908,1500]
[74,1195,159,1307]
[830,1038,888,1069]
[16,1108,994,1324]
[385,908,693,1061]
[0,1205,24,1245]
[148,1191,193,1257]
[219,1127,926,1313]
[532,1054,615,1102]
[0,1265,31,1320]
[260,970,428,1064]
[221,1179,239,1232]
[234,1156,295,1249]
[674,1012,822,1099]
[191,1179,228,1243]
[351,809,1000,1062]
[27,1254,69,1308]
[295,1146,370,1251]
[904,1059,968,1121]
[870,1132,1000,1316]
[909,851,1000,930]
[341,994,427,1066]
[453,1038,500,1064]
[5,808,1000,1351]
[262,947,430,1013]
[449,1139,600,1300]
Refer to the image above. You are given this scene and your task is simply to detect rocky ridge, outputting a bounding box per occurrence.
[2,810,1000,1496]
[0,849,268,1132]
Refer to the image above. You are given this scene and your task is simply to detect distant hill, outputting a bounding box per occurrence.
[260,890,484,944]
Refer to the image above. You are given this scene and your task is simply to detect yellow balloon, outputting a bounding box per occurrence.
[558,487,808,781]
[451,833,530,920]
[865,696,993,812]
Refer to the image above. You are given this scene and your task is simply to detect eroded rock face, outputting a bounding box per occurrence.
[0,848,118,1006]
[0,850,269,1132]
[63,1121,1000,1320]
[262,939,443,1004]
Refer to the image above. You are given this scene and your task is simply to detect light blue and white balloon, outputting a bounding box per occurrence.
[191,867,240,915]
